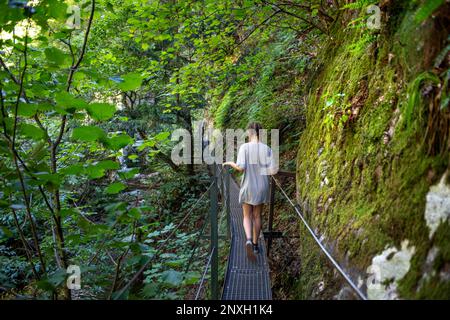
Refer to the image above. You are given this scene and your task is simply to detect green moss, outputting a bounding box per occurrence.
[400,222,450,299]
[293,1,449,299]
[214,86,238,128]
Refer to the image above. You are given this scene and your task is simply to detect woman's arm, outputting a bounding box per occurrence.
[225,144,246,172]
[223,161,244,172]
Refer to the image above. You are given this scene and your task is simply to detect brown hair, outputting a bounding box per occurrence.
[247,122,263,139]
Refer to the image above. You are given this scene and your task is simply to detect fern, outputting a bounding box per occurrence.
[342,0,378,10]
[346,32,376,56]
[415,0,445,23]
[404,72,440,128]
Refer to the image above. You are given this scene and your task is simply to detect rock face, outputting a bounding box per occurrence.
[424,171,450,239]
[290,2,450,300]
[365,240,416,300]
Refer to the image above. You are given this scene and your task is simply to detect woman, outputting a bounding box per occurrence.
[223,122,277,261]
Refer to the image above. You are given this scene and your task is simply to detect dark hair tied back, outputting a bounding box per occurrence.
[247,122,263,139]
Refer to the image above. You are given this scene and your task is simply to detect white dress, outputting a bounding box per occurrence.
[236,142,277,205]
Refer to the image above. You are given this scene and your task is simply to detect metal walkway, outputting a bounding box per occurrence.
[221,174,272,300]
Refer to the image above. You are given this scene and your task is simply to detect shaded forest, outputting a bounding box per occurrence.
[0,0,449,300]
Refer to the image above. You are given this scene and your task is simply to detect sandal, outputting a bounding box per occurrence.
[245,240,256,262]
[252,242,259,254]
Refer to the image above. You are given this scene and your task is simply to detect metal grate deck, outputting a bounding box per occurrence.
[221,173,272,300]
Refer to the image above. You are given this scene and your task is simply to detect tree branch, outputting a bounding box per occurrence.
[12,22,29,147]
[275,1,334,22]
[53,0,96,150]
[10,205,40,281]
[232,9,282,50]
[4,22,48,275]
[261,0,329,35]
[0,50,51,144]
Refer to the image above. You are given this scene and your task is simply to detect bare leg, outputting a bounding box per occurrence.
[242,203,253,241]
[252,204,263,245]
[242,203,256,261]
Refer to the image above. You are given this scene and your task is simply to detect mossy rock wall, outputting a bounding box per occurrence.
[295,1,449,299]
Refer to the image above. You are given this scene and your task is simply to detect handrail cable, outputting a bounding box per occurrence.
[195,246,216,300]
[183,210,210,274]
[184,165,227,282]
[114,181,214,298]
[272,176,368,300]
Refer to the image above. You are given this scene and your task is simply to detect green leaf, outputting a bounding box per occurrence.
[46,0,69,21]
[161,269,183,287]
[154,131,170,141]
[86,160,119,179]
[137,139,156,151]
[105,182,126,194]
[415,0,445,23]
[37,268,67,292]
[0,226,13,239]
[36,279,55,292]
[37,102,67,115]
[48,268,67,287]
[118,72,144,91]
[45,47,70,67]
[60,164,84,176]
[17,102,38,117]
[106,1,115,12]
[87,102,116,121]
[440,95,449,110]
[0,200,9,208]
[165,259,184,268]
[19,123,45,140]
[55,92,88,112]
[141,283,158,298]
[105,202,128,213]
[96,160,120,170]
[85,165,105,179]
[60,208,77,219]
[128,207,142,219]
[34,172,61,186]
[183,271,201,285]
[106,134,133,151]
[72,126,106,142]
[118,167,139,180]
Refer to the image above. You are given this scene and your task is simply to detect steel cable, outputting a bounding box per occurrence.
[272,176,368,300]
[195,246,216,300]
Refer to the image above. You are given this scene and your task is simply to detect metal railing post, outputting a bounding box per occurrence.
[210,165,219,300]
[220,166,224,199]
[267,176,276,255]
[225,168,231,238]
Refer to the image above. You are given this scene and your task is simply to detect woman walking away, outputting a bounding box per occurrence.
[223,122,278,262]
